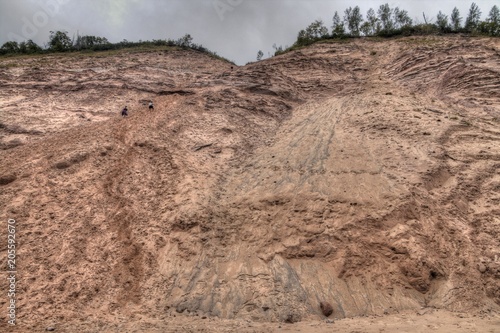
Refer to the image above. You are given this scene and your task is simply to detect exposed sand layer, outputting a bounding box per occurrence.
[0,36,499,332]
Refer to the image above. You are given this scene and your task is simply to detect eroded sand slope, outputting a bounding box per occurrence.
[0,36,499,331]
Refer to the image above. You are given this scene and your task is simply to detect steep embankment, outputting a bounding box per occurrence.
[0,37,499,331]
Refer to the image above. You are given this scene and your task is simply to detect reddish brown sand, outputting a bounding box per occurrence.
[0,36,499,332]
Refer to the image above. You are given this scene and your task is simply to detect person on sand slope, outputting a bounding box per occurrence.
[148,101,154,111]
[121,106,128,117]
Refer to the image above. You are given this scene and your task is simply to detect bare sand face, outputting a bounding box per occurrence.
[0,37,499,332]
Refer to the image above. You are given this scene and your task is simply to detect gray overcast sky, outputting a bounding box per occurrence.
[0,0,498,64]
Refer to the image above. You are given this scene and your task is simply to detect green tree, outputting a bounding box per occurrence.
[272,43,284,56]
[75,35,109,50]
[19,40,42,54]
[360,22,371,36]
[177,34,193,48]
[464,2,482,33]
[436,11,449,32]
[0,41,20,54]
[451,7,462,31]
[256,50,263,61]
[394,7,412,28]
[296,19,329,46]
[344,6,363,36]
[296,29,308,45]
[306,19,329,39]
[378,3,394,33]
[366,8,379,35]
[48,31,72,52]
[18,41,27,53]
[332,11,345,36]
[488,5,500,36]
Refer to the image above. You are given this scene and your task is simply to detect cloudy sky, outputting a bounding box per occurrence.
[0,0,497,64]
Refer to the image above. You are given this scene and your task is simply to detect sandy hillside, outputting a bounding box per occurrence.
[0,36,499,332]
